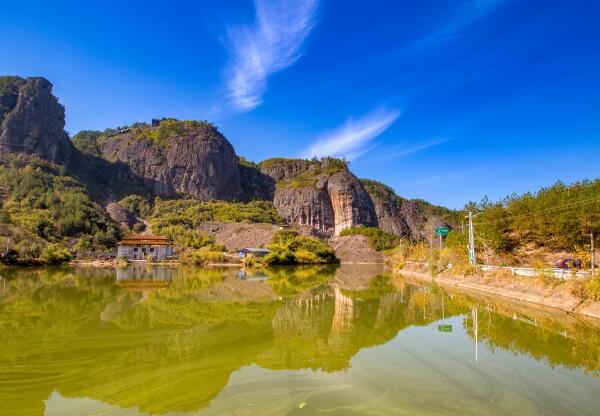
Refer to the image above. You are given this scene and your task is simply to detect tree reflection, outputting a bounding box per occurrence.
[0,265,598,415]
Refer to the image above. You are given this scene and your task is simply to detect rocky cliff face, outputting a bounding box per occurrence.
[261,159,377,236]
[99,121,243,201]
[361,179,413,238]
[273,182,335,234]
[106,202,137,229]
[0,76,74,164]
[399,200,422,239]
[258,158,316,181]
[239,163,275,201]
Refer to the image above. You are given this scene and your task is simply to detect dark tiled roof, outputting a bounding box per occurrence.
[119,234,172,246]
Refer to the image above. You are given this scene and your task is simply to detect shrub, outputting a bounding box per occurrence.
[265,230,337,264]
[150,199,282,232]
[156,225,214,249]
[339,226,399,251]
[585,277,600,301]
[71,130,102,156]
[41,244,72,264]
[265,157,348,189]
[179,248,225,265]
[131,119,217,146]
[119,195,153,218]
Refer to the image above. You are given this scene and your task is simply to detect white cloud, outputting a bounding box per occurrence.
[414,0,507,50]
[224,0,319,111]
[375,137,449,160]
[303,107,401,160]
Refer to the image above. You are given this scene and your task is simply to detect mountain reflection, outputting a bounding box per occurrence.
[0,265,598,415]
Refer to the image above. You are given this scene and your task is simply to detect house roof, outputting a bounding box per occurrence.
[118,234,173,246]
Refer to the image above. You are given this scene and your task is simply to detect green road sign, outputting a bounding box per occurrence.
[435,227,450,236]
[438,324,453,332]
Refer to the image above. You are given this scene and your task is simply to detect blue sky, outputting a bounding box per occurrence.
[1,0,600,208]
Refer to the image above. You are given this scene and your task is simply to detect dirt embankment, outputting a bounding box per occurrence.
[397,262,600,320]
[197,222,281,251]
[332,235,384,264]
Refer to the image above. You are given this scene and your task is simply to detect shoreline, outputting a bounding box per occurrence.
[396,267,600,321]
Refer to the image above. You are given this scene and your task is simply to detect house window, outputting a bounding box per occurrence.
[150,247,154,252]
[133,247,138,252]
[142,247,146,253]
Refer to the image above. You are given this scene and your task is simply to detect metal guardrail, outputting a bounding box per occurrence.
[478,264,590,280]
[403,260,590,280]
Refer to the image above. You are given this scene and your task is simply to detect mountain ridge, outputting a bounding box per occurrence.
[0,75,453,250]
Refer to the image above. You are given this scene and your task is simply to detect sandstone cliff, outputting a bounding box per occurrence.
[0,76,74,164]
[260,158,376,236]
[99,120,243,201]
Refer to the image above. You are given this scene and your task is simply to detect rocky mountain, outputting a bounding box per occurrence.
[0,75,453,242]
[99,120,243,201]
[360,179,418,238]
[0,76,74,164]
[259,158,377,236]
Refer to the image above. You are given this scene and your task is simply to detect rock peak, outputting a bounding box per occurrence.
[0,75,74,164]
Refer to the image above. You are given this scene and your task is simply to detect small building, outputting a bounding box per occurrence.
[117,234,174,261]
[239,248,271,258]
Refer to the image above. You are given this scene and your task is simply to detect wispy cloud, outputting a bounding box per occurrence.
[224,0,319,111]
[408,167,487,188]
[374,137,449,161]
[413,0,507,50]
[303,107,401,160]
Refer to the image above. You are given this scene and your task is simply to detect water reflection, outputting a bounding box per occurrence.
[116,264,176,284]
[0,265,598,415]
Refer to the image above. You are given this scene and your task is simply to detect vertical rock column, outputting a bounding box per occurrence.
[327,170,377,235]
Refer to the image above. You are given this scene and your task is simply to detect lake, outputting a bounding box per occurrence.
[0,264,599,415]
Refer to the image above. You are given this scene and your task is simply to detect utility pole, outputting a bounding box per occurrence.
[591,232,595,277]
[468,211,476,265]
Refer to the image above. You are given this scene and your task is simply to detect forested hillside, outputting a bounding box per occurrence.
[0,154,120,262]
[457,180,600,253]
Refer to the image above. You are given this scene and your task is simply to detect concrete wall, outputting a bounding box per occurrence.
[117,245,174,260]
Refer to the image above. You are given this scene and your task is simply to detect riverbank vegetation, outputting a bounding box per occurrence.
[397,238,600,303]
[179,246,226,266]
[254,230,338,265]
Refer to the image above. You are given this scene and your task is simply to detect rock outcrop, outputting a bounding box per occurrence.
[273,184,335,235]
[260,159,377,236]
[239,163,275,201]
[258,158,316,181]
[0,76,74,164]
[328,170,377,235]
[100,120,243,201]
[361,179,413,238]
[106,202,137,229]
[399,200,422,238]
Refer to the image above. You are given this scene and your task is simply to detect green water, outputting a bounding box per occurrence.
[0,265,599,416]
